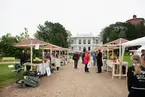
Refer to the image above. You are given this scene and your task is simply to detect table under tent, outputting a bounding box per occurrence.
[43,44,71,67]
[14,38,53,87]
[96,38,129,79]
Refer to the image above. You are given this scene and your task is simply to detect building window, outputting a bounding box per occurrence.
[83,40,86,44]
[96,40,98,44]
[88,40,91,44]
[79,40,81,44]
[88,47,90,51]
[71,40,74,44]
[79,47,81,51]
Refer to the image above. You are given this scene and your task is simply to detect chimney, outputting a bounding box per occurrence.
[133,15,137,18]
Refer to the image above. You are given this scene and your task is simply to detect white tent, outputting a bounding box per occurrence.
[137,45,145,52]
[122,37,145,47]
[121,36,145,59]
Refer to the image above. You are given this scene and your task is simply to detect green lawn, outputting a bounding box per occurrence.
[0,64,24,88]
[0,58,22,88]
[123,55,132,67]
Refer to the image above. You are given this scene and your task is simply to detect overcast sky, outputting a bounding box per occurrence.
[0,0,145,37]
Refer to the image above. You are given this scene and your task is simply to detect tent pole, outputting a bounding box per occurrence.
[30,46,33,71]
[107,48,109,60]
[30,46,33,64]
[42,49,44,59]
[119,39,122,79]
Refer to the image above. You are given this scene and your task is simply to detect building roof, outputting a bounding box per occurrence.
[126,15,144,25]
[71,33,100,38]
[14,38,47,47]
[104,38,128,45]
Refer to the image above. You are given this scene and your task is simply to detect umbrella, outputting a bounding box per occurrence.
[14,38,47,64]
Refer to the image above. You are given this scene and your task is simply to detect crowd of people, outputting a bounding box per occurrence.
[72,48,103,73]
[72,48,145,97]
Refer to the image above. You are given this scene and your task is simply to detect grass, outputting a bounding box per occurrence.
[0,57,22,88]
[123,55,132,67]
[0,64,24,88]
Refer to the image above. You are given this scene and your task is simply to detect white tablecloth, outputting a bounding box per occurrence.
[24,61,50,75]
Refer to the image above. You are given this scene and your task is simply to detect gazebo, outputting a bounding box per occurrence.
[103,38,128,60]
[14,38,47,64]
[97,38,129,79]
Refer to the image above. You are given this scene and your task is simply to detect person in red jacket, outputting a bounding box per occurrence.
[83,51,90,72]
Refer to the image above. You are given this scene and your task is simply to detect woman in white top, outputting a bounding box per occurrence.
[55,56,61,70]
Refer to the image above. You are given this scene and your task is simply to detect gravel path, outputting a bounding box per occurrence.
[0,61,128,97]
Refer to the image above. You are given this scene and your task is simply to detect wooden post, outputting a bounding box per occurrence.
[42,49,44,58]
[119,39,122,79]
[30,46,33,71]
[107,48,109,72]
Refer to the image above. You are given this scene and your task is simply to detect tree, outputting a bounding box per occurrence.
[0,33,20,57]
[34,21,70,47]
[100,21,145,44]
[16,27,30,42]
[66,30,72,47]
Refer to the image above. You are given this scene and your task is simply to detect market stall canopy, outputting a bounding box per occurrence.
[43,44,65,51]
[95,38,128,50]
[43,43,59,50]
[95,45,119,51]
[104,38,128,46]
[14,38,47,64]
[14,38,47,47]
[62,48,71,51]
[122,36,145,47]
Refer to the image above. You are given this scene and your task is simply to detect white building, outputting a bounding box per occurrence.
[69,33,102,52]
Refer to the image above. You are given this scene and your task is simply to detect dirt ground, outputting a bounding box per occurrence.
[0,61,128,97]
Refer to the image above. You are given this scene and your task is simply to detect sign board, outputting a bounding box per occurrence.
[35,44,39,50]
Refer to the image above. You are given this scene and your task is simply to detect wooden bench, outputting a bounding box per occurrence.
[0,57,19,64]
[2,57,15,62]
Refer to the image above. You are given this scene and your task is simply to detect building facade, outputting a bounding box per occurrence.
[69,33,101,52]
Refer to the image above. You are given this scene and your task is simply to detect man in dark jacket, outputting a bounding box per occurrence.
[20,50,26,66]
[73,52,79,69]
[97,49,103,73]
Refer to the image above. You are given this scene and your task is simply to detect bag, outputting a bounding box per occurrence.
[23,76,40,87]
[87,61,91,68]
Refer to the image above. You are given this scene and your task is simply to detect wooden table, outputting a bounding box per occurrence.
[106,60,128,79]
[23,61,50,75]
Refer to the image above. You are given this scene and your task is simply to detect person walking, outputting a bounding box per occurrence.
[127,54,145,97]
[97,49,103,73]
[73,51,79,69]
[83,51,90,72]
